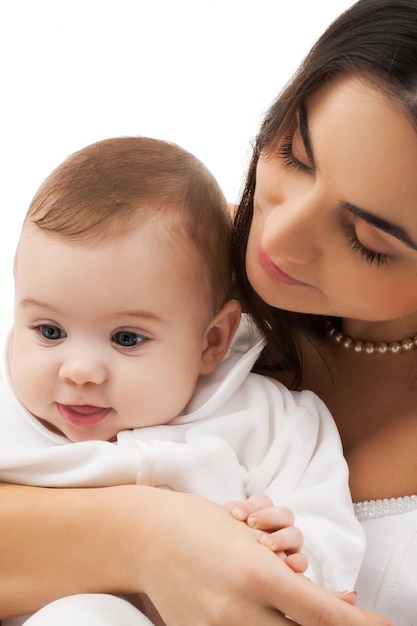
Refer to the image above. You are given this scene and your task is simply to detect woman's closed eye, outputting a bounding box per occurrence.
[278,131,313,174]
[343,222,395,267]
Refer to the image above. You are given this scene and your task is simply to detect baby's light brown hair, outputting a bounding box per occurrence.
[23,137,233,316]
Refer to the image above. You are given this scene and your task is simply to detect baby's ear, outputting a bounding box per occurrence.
[199,300,241,375]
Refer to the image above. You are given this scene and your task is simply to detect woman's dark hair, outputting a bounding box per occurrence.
[232,0,417,385]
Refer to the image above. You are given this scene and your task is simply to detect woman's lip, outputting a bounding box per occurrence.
[57,404,111,427]
[257,244,309,286]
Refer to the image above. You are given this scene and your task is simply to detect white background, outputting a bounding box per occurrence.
[0,0,353,320]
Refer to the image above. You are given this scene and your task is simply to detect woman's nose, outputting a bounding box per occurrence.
[58,350,107,386]
[262,192,324,264]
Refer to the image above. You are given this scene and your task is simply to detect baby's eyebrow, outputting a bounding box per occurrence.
[20,297,51,309]
[115,310,167,324]
[19,298,166,323]
[341,201,417,250]
[18,298,63,317]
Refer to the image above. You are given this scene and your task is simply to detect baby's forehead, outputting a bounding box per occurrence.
[15,219,205,289]
[14,219,214,324]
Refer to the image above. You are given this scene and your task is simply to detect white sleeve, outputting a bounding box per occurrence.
[0,425,247,498]
[0,440,149,487]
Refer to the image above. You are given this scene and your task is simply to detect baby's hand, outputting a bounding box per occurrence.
[225,494,308,574]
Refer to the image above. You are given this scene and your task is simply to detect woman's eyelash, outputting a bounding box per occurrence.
[344,224,395,267]
[278,132,311,173]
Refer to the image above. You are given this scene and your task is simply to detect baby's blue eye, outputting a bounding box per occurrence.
[40,325,66,340]
[112,331,144,347]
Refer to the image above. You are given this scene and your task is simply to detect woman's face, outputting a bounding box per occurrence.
[247,75,417,336]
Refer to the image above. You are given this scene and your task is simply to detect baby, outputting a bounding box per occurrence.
[1,137,363,625]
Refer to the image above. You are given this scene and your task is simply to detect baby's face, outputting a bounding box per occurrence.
[9,224,212,442]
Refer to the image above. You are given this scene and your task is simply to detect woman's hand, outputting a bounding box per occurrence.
[131,488,393,626]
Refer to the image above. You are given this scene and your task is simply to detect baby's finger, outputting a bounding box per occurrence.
[259,525,304,553]
[230,494,273,521]
[284,552,309,574]
[247,505,295,530]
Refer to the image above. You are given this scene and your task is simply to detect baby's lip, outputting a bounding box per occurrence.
[64,404,106,415]
[57,403,111,427]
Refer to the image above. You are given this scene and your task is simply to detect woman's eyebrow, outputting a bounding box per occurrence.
[341,201,417,250]
[299,103,315,165]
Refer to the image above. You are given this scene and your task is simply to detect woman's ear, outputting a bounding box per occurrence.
[199,300,241,375]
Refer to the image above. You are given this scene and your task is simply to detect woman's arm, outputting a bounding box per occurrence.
[0,483,392,626]
[0,483,139,616]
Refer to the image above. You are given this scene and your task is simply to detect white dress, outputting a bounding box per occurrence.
[354,495,417,625]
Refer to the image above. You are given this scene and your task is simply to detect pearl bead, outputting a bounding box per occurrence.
[376,342,389,354]
[401,338,414,352]
[389,342,401,354]
[352,340,364,353]
[364,342,376,355]
[342,336,353,349]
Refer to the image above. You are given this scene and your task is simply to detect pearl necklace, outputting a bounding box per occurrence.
[326,322,417,355]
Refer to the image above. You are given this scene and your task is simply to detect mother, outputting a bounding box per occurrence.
[0,1,411,624]
[233,0,417,623]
